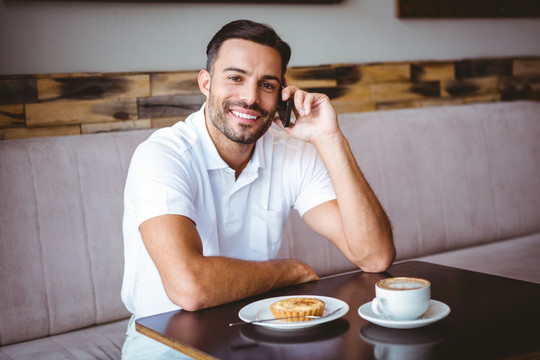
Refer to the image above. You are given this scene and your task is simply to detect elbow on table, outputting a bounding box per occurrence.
[360,254,394,273]
[352,239,396,273]
[369,246,396,273]
[165,280,213,312]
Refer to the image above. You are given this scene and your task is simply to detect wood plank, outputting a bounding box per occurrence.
[371,81,440,102]
[285,66,337,88]
[0,79,37,105]
[310,85,371,103]
[37,75,150,101]
[151,117,187,129]
[3,125,80,140]
[151,72,200,96]
[333,102,375,114]
[326,85,373,114]
[360,63,410,84]
[411,62,455,82]
[0,104,25,128]
[376,100,422,111]
[335,64,409,85]
[499,76,540,100]
[25,98,138,127]
[455,59,512,79]
[513,59,540,76]
[442,77,499,98]
[81,119,151,134]
[335,65,361,85]
[463,93,502,104]
[420,98,464,108]
[138,94,205,119]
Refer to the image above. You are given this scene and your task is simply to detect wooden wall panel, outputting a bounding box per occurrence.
[371,81,440,102]
[411,62,455,82]
[442,77,499,98]
[81,119,151,134]
[1,56,538,140]
[138,94,205,119]
[0,79,37,105]
[26,98,138,127]
[499,76,540,101]
[151,116,188,129]
[150,72,200,96]
[332,64,411,85]
[454,59,512,79]
[357,63,410,84]
[0,104,25,128]
[462,93,502,104]
[322,85,371,101]
[37,75,150,101]
[286,66,337,88]
[513,59,540,76]
[334,101,376,114]
[3,125,80,140]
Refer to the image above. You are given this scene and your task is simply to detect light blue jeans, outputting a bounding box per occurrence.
[122,315,193,360]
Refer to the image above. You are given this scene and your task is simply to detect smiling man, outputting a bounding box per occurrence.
[121,20,395,359]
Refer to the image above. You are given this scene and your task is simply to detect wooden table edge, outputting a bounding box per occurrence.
[135,321,218,360]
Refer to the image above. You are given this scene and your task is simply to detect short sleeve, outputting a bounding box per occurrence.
[290,142,336,217]
[124,133,198,228]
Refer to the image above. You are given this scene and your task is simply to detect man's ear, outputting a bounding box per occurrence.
[198,70,211,97]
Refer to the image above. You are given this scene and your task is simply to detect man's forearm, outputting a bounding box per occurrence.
[141,214,319,312]
[164,255,318,311]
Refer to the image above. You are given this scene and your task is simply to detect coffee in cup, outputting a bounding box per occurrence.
[371,277,431,321]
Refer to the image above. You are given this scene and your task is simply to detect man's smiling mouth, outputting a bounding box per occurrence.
[231,110,258,120]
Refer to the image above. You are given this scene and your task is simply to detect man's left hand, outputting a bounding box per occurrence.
[275,85,340,145]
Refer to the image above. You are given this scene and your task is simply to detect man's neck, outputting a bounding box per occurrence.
[205,118,255,179]
[217,141,254,180]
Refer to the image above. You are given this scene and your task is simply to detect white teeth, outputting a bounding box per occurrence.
[232,111,257,120]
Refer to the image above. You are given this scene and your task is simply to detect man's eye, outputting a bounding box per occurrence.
[261,82,277,91]
[229,76,242,82]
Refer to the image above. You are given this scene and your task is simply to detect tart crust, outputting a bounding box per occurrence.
[270,297,325,322]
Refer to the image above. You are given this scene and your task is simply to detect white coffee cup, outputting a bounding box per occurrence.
[371,277,431,321]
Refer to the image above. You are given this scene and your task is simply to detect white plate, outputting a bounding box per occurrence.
[238,295,349,330]
[358,299,450,329]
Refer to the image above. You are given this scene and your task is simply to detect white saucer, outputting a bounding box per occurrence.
[358,300,450,329]
[238,295,349,330]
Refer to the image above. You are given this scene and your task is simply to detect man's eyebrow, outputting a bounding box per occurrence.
[223,67,281,83]
[262,74,281,83]
[223,66,248,75]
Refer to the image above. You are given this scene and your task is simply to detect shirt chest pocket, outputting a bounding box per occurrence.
[249,200,286,260]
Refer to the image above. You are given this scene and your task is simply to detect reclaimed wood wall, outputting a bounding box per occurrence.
[1,56,539,140]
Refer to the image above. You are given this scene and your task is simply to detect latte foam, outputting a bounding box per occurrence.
[377,277,430,291]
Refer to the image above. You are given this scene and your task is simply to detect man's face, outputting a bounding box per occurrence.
[203,39,282,145]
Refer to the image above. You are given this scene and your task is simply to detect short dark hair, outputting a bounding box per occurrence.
[206,19,291,78]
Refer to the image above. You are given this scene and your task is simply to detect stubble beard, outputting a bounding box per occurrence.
[207,92,275,145]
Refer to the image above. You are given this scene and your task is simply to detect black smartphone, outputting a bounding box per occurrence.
[277,85,293,127]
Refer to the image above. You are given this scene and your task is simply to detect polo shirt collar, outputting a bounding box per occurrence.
[192,103,266,172]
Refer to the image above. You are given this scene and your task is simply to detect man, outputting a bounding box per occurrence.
[121,19,395,359]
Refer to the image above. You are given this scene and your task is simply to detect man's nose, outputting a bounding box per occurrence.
[240,82,260,105]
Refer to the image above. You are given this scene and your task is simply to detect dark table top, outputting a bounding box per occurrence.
[136,261,540,360]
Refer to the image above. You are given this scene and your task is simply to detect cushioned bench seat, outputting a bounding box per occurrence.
[414,232,540,284]
[0,320,128,360]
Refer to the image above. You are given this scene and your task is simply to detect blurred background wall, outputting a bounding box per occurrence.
[1,0,540,75]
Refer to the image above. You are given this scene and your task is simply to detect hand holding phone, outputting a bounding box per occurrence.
[277,85,293,127]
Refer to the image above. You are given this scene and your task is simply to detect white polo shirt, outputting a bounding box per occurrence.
[121,104,336,318]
